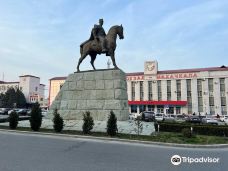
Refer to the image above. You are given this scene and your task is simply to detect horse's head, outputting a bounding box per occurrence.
[117,25,124,39]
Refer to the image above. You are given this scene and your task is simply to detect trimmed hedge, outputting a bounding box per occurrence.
[157,122,228,137]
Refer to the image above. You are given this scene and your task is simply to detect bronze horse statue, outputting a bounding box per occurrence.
[77,25,124,72]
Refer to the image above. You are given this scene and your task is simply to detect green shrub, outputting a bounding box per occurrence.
[53,109,64,132]
[157,122,228,137]
[154,121,158,132]
[29,102,42,131]
[134,117,143,136]
[107,110,118,136]
[9,111,19,129]
[182,128,192,138]
[82,111,94,134]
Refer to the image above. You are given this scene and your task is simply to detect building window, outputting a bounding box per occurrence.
[60,84,63,89]
[157,80,162,101]
[176,107,181,114]
[167,107,174,114]
[197,79,203,112]
[140,81,144,101]
[167,80,171,101]
[208,78,214,96]
[131,82,136,101]
[186,79,192,114]
[35,87,38,91]
[131,105,137,113]
[219,78,225,91]
[148,105,155,112]
[176,80,181,100]
[139,105,146,113]
[220,78,227,115]
[208,78,215,114]
[148,81,152,101]
[221,106,227,115]
[157,105,164,113]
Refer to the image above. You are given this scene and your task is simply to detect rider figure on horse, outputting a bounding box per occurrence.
[80,19,108,53]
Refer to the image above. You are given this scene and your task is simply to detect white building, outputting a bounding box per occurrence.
[48,61,228,115]
[127,61,228,115]
[0,75,45,104]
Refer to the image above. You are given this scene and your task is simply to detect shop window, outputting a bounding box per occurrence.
[139,105,146,113]
[131,105,137,113]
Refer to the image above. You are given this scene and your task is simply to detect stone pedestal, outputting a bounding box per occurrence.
[48,69,129,121]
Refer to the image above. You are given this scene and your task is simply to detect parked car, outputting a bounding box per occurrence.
[8,109,18,115]
[219,115,228,122]
[186,116,202,124]
[8,108,29,115]
[163,114,175,122]
[17,109,28,115]
[175,114,186,122]
[0,108,11,115]
[155,113,164,121]
[202,117,219,125]
[224,117,228,124]
[141,111,155,122]
[41,109,48,117]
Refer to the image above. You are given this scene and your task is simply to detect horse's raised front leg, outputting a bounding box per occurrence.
[90,54,97,70]
[77,53,87,72]
[110,52,119,69]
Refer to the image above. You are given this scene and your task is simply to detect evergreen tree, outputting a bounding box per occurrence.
[29,102,42,131]
[0,93,5,108]
[82,111,94,134]
[53,109,64,132]
[5,88,17,108]
[134,116,143,136]
[16,89,26,108]
[9,111,19,129]
[107,110,118,136]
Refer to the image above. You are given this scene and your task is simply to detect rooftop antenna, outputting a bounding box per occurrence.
[107,59,111,69]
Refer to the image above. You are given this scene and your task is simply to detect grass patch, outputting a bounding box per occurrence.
[0,125,227,145]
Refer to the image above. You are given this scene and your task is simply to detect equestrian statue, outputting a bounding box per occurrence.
[77,19,124,72]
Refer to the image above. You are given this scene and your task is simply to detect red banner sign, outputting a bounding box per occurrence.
[157,73,197,79]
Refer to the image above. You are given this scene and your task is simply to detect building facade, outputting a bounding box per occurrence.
[48,77,66,106]
[48,61,228,115]
[0,75,45,104]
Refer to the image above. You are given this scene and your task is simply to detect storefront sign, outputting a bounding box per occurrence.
[127,75,144,81]
[157,73,197,79]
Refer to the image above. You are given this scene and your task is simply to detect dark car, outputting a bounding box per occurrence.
[186,116,202,124]
[17,109,28,116]
[0,108,11,115]
[141,111,155,122]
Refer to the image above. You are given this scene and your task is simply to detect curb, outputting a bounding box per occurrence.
[0,129,228,148]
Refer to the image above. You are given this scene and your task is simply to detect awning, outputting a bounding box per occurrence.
[128,100,187,106]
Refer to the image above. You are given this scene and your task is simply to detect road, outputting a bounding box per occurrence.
[0,131,227,171]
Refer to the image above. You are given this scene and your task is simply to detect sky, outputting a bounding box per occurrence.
[0,0,228,97]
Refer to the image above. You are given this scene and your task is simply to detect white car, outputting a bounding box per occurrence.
[224,117,228,124]
[202,117,218,125]
[219,115,228,122]
[163,114,175,122]
[155,113,164,121]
